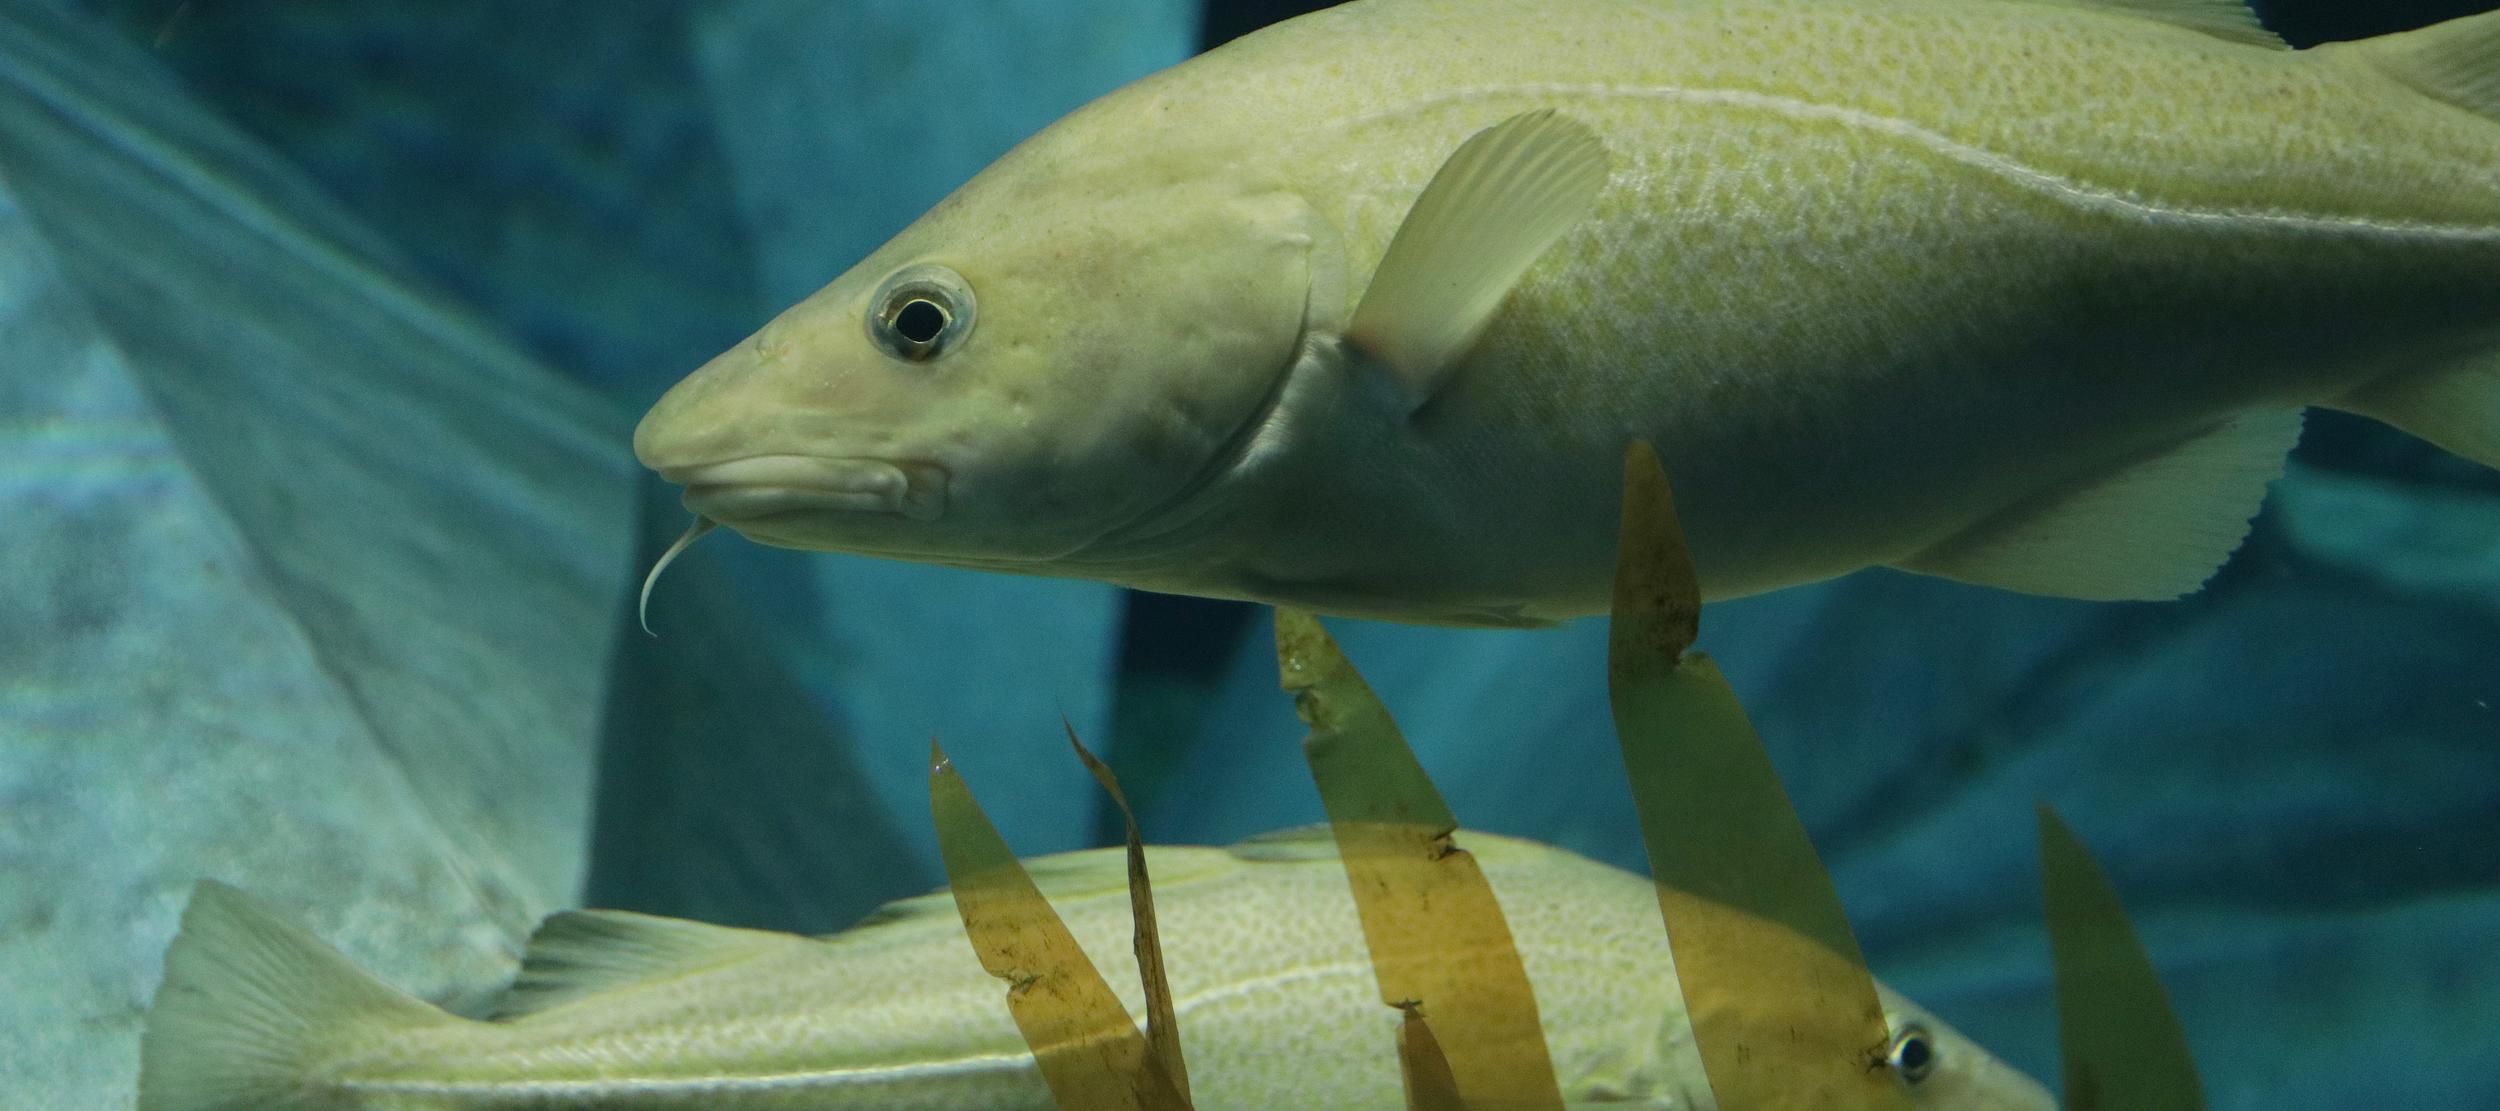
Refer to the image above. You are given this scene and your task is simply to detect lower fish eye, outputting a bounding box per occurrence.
[1886,1025,1938,1084]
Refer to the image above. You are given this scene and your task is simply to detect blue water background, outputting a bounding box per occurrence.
[3,1,2495,1107]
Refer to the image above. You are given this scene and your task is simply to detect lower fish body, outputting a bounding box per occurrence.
[137,831,2050,1109]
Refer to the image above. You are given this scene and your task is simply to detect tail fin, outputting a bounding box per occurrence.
[139,881,458,1111]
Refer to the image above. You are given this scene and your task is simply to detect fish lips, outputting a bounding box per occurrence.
[666,455,949,524]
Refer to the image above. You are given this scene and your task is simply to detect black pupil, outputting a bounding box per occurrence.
[894,298,947,345]
[1897,1037,1932,1073]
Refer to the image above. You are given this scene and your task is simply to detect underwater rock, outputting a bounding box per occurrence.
[0,2,634,1103]
[76,0,761,393]
[643,0,1200,864]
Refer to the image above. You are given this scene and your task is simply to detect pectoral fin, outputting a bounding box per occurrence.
[1346,109,1609,412]
[1895,410,2303,600]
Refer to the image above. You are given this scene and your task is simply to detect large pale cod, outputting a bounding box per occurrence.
[137,830,2051,1109]
[634,0,2500,626]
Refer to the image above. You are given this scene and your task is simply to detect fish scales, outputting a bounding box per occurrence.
[319,842,1680,1109]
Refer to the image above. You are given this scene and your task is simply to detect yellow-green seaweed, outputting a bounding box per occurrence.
[1276,607,1567,1111]
[1069,725,1195,1104]
[2040,803,2206,1111]
[1605,442,1912,1110]
[1395,1004,1469,1111]
[928,739,1190,1111]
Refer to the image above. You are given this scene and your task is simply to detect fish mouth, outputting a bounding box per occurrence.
[662,455,948,523]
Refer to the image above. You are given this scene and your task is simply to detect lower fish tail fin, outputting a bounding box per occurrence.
[2330,355,2500,471]
[139,881,460,1111]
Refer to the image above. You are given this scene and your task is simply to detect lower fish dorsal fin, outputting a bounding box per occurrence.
[1225,825,1548,867]
[2041,0,2283,48]
[1225,824,1343,863]
[2327,8,2500,121]
[1346,109,1609,412]
[848,845,1236,931]
[493,910,806,1019]
[1896,409,2304,600]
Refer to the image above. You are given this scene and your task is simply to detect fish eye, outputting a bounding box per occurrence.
[1885,1024,1938,1085]
[868,264,976,362]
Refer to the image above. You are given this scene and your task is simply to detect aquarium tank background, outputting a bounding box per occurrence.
[2,0,2496,1107]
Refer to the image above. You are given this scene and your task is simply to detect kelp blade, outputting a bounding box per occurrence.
[929,740,1188,1111]
[2039,804,2205,1111]
[1277,608,1566,1111]
[1069,726,1193,1104]
[1396,1005,1469,1111]
[1606,442,1911,1111]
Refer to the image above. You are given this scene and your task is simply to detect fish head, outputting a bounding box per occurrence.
[1876,994,2058,1110]
[633,143,1319,567]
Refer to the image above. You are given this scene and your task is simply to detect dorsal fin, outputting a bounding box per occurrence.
[846,889,959,931]
[1226,824,1342,863]
[1018,844,1160,898]
[2328,9,2500,121]
[493,910,806,1019]
[1225,825,1550,866]
[2041,0,2283,48]
[847,845,1235,930]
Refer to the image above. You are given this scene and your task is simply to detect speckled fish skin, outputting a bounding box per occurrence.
[634,0,2500,624]
[141,832,2052,1109]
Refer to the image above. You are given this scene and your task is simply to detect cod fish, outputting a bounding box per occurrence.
[635,0,2500,627]
[139,830,2052,1110]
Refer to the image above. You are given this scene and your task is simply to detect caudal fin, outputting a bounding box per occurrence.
[139,881,458,1111]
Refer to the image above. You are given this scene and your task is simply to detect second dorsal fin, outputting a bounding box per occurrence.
[493,910,806,1019]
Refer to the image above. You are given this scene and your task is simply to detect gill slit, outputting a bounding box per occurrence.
[1050,291,1319,573]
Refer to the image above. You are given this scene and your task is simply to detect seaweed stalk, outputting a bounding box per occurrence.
[928,739,1189,1110]
[1605,441,1911,1110]
[1277,608,1565,1111]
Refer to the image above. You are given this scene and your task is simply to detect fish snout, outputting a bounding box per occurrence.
[666,455,949,523]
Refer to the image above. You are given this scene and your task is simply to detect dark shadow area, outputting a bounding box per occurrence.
[2256,0,2499,45]
[1201,0,1337,49]
[588,474,934,933]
